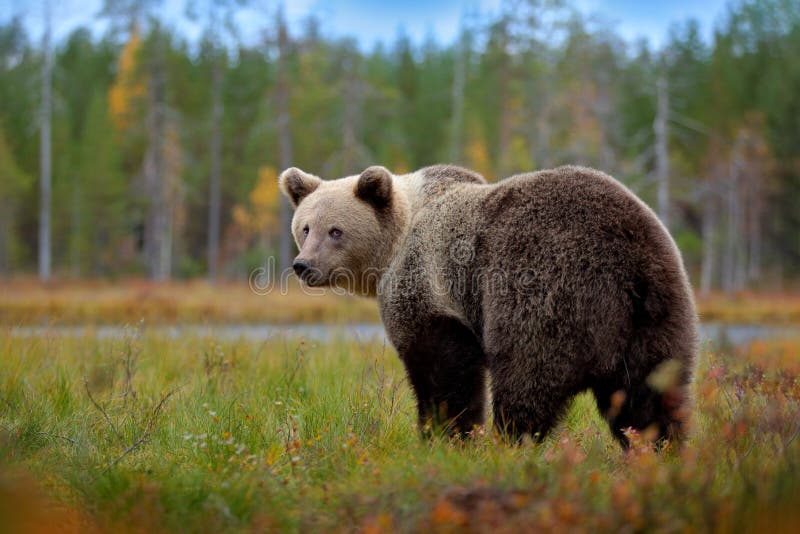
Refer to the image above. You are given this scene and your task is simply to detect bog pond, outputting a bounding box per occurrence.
[7,322,798,348]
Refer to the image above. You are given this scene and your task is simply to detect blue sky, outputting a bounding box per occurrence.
[4,0,731,49]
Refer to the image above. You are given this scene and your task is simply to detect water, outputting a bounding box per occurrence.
[5,322,797,348]
[698,323,798,348]
[5,323,387,343]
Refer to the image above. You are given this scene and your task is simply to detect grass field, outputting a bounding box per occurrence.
[2,328,799,533]
[2,278,800,325]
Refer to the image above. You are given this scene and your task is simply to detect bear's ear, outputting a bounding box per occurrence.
[355,166,393,209]
[279,167,322,208]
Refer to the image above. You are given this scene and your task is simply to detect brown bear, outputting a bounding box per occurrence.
[279,164,697,447]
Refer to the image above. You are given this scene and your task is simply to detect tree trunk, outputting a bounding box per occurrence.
[733,142,747,291]
[747,162,762,283]
[38,0,52,281]
[723,145,745,295]
[341,54,360,175]
[70,174,81,277]
[449,30,466,164]
[276,8,293,272]
[144,33,169,281]
[497,58,512,176]
[654,73,670,230]
[700,191,717,297]
[207,57,223,281]
[0,206,9,276]
[722,172,734,293]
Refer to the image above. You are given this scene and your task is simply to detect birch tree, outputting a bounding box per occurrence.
[654,73,670,230]
[275,6,293,272]
[38,0,52,281]
[186,0,242,281]
[449,27,467,163]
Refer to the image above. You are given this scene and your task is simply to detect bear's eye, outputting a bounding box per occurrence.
[329,227,343,239]
[302,225,309,237]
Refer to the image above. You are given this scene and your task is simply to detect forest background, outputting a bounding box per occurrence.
[0,0,798,295]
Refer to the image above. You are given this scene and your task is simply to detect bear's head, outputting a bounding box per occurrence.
[278,165,408,296]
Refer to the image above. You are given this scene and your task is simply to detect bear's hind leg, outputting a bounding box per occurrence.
[400,317,487,437]
[488,355,580,442]
[593,379,690,449]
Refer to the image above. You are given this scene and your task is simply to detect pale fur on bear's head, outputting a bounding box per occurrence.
[278,165,410,296]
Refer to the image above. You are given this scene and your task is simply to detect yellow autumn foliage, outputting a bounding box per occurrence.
[506,135,533,175]
[232,166,280,239]
[556,80,605,162]
[465,136,493,181]
[109,27,147,132]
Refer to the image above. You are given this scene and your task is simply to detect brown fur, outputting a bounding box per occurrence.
[280,164,698,446]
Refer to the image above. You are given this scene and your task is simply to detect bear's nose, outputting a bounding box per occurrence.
[293,259,310,278]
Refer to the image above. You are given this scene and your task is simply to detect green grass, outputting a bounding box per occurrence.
[1,329,800,532]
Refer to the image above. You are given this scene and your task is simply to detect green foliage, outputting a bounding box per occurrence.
[0,127,33,271]
[73,91,130,275]
[0,0,798,281]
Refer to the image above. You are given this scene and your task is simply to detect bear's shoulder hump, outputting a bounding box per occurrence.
[419,165,487,192]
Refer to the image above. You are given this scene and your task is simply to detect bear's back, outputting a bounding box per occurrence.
[475,165,695,371]
[478,166,686,279]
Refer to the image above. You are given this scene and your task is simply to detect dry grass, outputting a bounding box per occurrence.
[1,278,799,326]
[698,291,800,325]
[0,277,379,325]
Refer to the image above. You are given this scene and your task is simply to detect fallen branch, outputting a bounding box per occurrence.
[784,425,800,454]
[83,376,125,445]
[1,424,77,446]
[96,388,176,478]
[36,431,78,446]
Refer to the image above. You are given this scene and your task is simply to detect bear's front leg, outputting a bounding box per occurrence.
[398,317,487,437]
